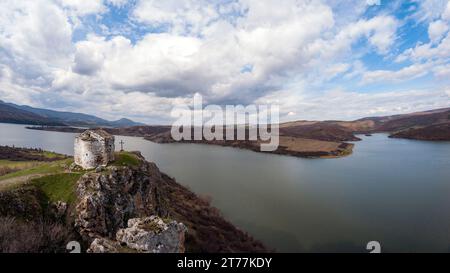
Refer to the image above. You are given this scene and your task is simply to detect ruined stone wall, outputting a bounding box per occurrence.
[104,138,115,164]
[74,137,115,170]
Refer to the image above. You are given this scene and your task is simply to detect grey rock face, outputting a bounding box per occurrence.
[88,238,120,253]
[74,155,184,252]
[75,161,163,238]
[88,216,187,253]
[116,216,187,253]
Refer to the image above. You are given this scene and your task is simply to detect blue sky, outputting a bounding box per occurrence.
[0,0,449,124]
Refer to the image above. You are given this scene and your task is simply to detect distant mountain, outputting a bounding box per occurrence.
[108,118,144,128]
[0,100,145,127]
[279,107,450,141]
[352,107,450,132]
[24,106,450,142]
[0,103,64,126]
[389,123,450,141]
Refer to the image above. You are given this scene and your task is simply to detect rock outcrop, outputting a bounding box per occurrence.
[75,153,170,241]
[88,216,187,253]
[88,238,120,253]
[74,153,189,253]
[116,216,186,253]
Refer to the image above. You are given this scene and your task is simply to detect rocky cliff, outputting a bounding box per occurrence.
[74,154,186,252]
[76,153,266,252]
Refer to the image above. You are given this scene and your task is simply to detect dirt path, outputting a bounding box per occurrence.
[0,174,45,190]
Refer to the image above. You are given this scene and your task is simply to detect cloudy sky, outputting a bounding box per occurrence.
[0,0,449,124]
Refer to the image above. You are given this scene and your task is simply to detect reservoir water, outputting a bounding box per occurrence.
[1,122,450,252]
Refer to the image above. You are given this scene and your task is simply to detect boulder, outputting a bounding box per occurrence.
[87,216,186,253]
[116,216,187,253]
[88,238,120,253]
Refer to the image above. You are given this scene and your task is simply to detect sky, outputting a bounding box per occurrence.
[0,0,449,124]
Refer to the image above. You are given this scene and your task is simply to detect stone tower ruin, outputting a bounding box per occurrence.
[74,129,115,170]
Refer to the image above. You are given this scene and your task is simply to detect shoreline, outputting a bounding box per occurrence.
[26,125,355,159]
[144,135,355,159]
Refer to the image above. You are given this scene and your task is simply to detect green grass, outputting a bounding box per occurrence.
[113,152,140,167]
[31,173,82,204]
[26,150,62,159]
[0,160,43,169]
[40,151,63,159]
[0,159,71,181]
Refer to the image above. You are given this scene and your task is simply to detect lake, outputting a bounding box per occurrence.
[1,122,450,252]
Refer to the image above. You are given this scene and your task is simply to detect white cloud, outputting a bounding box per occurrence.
[0,0,446,123]
[361,63,432,84]
[132,0,220,35]
[57,0,106,16]
[397,31,450,62]
[307,15,398,60]
[397,1,450,63]
[428,20,449,43]
[433,64,450,78]
[93,1,397,106]
[413,0,449,22]
[366,0,381,6]
[106,0,129,8]
[324,63,351,80]
[68,0,341,103]
[361,16,399,54]
[0,0,73,93]
[0,1,72,62]
[72,36,106,76]
[256,87,450,121]
[444,1,450,20]
[0,64,46,106]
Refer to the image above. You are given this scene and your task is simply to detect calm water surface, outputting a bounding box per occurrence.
[1,123,450,252]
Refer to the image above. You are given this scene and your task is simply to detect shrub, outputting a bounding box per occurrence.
[198,194,213,206]
[0,166,16,176]
[0,217,74,253]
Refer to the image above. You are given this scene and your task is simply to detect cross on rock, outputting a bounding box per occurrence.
[119,140,125,151]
